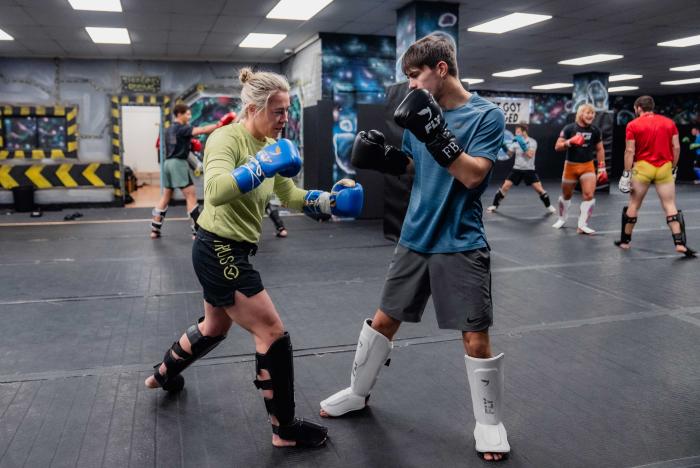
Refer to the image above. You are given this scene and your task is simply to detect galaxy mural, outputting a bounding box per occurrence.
[320,33,395,180]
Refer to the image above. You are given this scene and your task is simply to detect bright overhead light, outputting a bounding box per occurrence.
[267,0,333,20]
[492,68,541,78]
[68,0,122,12]
[558,54,623,66]
[608,86,639,92]
[660,77,700,86]
[85,27,130,44]
[531,83,573,90]
[467,12,552,34]
[0,28,13,41]
[239,33,286,48]
[658,34,700,47]
[670,64,700,72]
[461,78,484,84]
[609,74,642,82]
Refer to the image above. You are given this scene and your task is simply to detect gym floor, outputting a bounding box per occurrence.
[0,184,698,468]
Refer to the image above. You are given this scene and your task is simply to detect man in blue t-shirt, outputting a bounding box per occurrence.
[320,34,510,462]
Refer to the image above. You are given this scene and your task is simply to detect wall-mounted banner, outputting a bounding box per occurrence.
[488,97,533,124]
[120,75,161,94]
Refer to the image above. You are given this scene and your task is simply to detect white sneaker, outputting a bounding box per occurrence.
[546,205,556,214]
[577,225,596,235]
[487,205,497,212]
[552,218,566,229]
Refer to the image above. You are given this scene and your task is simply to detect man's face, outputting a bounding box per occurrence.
[692,128,698,136]
[515,127,524,136]
[179,110,192,124]
[405,65,443,97]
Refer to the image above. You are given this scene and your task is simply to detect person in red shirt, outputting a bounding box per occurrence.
[616,95,695,256]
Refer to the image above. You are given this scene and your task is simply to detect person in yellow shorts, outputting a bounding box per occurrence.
[616,95,695,256]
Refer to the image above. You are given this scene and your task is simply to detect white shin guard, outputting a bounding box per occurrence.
[465,353,510,454]
[552,196,571,229]
[320,319,392,417]
[578,198,596,231]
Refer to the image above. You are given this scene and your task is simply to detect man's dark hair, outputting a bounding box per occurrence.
[515,123,529,134]
[634,95,655,112]
[401,33,458,78]
[173,103,190,117]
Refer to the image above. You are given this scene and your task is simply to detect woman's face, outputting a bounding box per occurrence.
[578,107,595,126]
[252,91,290,138]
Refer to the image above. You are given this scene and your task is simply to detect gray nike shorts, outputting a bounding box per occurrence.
[379,244,493,331]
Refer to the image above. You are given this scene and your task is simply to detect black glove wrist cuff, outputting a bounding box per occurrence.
[427,131,462,167]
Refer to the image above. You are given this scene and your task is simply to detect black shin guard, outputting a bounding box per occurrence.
[614,206,637,247]
[492,190,505,207]
[153,317,225,392]
[254,333,328,447]
[667,211,696,256]
[266,205,286,235]
[539,191,551,208]
[188,204,201,235]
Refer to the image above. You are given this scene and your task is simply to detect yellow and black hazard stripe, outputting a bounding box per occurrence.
[110,93,171,200]
[0,105,78,160]
[0,163,114,190]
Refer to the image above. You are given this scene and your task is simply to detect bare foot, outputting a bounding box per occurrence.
[144,363,166,388]
[272,432,296,447]
[615,241,630,250]
[482,452,505,461]
[150,231,160,239]
[319,408,330,418]
[277,229,288,238]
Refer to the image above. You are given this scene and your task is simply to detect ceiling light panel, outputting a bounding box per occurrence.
[658,34,700,47]
[670,64,700,72]
[267,0,334,20]
[609,74,642,82]
[461,78,484,84]
[492,68,542,78]
[468,13,552,34]
[558,54,623,66]
[660,77,700,85]
[85,27,130,44]
[69,0,122,12]
[531,83,573,90]
[239,33,287,48]
[0,28,13,41]
[608,86,638,92]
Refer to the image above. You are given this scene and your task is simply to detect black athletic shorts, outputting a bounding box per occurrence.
[507,169,540,186]
[191,228,263,307]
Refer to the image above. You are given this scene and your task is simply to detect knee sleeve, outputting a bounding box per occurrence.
[154,317,225,391]
[539,191,551,208]
[151,206,168,234]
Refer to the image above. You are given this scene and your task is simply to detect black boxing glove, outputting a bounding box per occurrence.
[350,129,410,175]
[393,88,462,167]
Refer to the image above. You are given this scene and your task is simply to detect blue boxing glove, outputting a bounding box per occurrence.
[231,139,302,193]
[303,179,364,221]
[514,135,528,152]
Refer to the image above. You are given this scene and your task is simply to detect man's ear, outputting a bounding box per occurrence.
[437,61,449,78]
